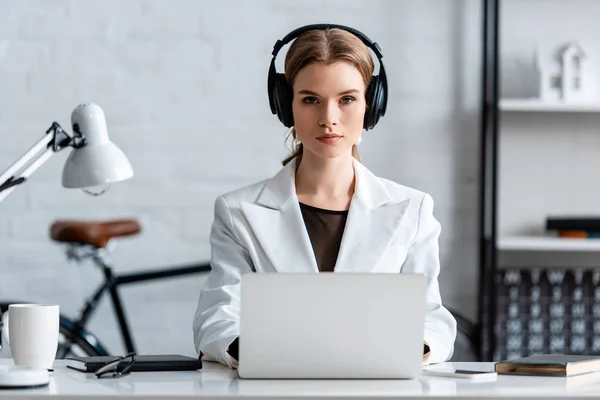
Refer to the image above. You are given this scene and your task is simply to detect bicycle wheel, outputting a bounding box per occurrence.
[57,324,102,358]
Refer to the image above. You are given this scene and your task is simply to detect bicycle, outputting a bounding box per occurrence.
[0,218,211,358]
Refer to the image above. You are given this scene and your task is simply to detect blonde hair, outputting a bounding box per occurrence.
[281,28,375,166]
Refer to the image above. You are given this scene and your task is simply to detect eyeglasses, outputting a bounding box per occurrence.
[95,352,136,379]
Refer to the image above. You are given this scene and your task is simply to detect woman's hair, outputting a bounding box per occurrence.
[281,28,375,166]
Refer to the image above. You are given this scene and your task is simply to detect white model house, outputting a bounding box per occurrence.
[535,41,595,103]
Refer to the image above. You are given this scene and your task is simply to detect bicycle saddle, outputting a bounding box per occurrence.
[50,219,141,248]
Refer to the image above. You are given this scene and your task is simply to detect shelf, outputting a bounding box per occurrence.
[498,236,600,252]
[499,98,600,112]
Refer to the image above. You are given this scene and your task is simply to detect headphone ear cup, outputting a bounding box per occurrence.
[273,73,294,127]
[364,76,381,130]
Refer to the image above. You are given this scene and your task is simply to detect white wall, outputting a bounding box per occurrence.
[0,0,481,357]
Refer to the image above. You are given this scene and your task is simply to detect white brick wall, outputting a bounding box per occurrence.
[0,0,481,357]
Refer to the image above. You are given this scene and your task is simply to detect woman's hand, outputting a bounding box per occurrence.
[227,338,240,368]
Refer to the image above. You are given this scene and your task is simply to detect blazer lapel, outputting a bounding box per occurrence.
[333,159,411,273]
[240,158,410,274]
[240,159,319,273]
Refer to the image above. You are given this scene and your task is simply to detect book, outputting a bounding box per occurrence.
[546,217,600,232]
[557,230,600,238]
[65,354,202,373]
[495,354,600,377]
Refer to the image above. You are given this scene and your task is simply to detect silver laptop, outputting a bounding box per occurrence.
[237,273,427,379]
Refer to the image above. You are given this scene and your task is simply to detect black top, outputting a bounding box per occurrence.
[299,202,349,272]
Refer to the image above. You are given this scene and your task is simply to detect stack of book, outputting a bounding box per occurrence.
[546,217,600,238]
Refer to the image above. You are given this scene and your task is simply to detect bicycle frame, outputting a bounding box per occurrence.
[60,246,211,357]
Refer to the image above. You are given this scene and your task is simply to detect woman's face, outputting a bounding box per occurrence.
[291,62,367,160]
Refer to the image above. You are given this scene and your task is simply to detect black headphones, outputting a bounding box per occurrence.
[267,23,388,131]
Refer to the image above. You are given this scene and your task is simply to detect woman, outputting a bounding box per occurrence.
[193,24,457,369]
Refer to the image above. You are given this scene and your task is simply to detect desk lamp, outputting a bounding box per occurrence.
[0,103,133,201]
[0,103,133,388]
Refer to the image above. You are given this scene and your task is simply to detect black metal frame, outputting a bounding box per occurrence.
[58,249,211,357]
[478,0,501,361]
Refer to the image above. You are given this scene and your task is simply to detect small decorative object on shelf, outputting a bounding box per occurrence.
[536,41,597,104]
[500,41,600,112]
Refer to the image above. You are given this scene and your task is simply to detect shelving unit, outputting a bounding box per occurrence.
[478,0,600,362]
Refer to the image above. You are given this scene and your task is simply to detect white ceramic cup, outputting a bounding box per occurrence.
[1,304,59,369]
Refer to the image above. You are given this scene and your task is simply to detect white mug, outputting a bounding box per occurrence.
[1,304,59,370]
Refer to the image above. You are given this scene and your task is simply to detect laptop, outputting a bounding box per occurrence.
[237,273,427,379]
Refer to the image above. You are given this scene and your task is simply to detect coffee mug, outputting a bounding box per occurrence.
[1,304,59,369]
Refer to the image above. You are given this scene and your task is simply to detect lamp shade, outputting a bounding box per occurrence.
[61,103,133,189]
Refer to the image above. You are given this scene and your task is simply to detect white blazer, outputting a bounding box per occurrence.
[193,158,457,368]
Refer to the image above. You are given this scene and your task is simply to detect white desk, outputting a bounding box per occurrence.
[1,360,600,399]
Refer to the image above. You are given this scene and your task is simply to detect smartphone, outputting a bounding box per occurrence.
[421,368,498,382]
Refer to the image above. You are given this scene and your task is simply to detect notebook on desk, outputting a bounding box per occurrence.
[495,354,600,377]
[66,354,202,373]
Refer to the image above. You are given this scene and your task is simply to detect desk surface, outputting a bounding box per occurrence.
[2,360,600,399]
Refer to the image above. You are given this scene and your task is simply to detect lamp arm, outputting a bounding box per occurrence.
[0,122,86,204]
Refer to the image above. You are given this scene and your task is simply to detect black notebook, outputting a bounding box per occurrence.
[66,354,202,373]
[546,217,600,231]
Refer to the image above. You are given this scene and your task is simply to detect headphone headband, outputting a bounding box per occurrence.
[271,23,383,59]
